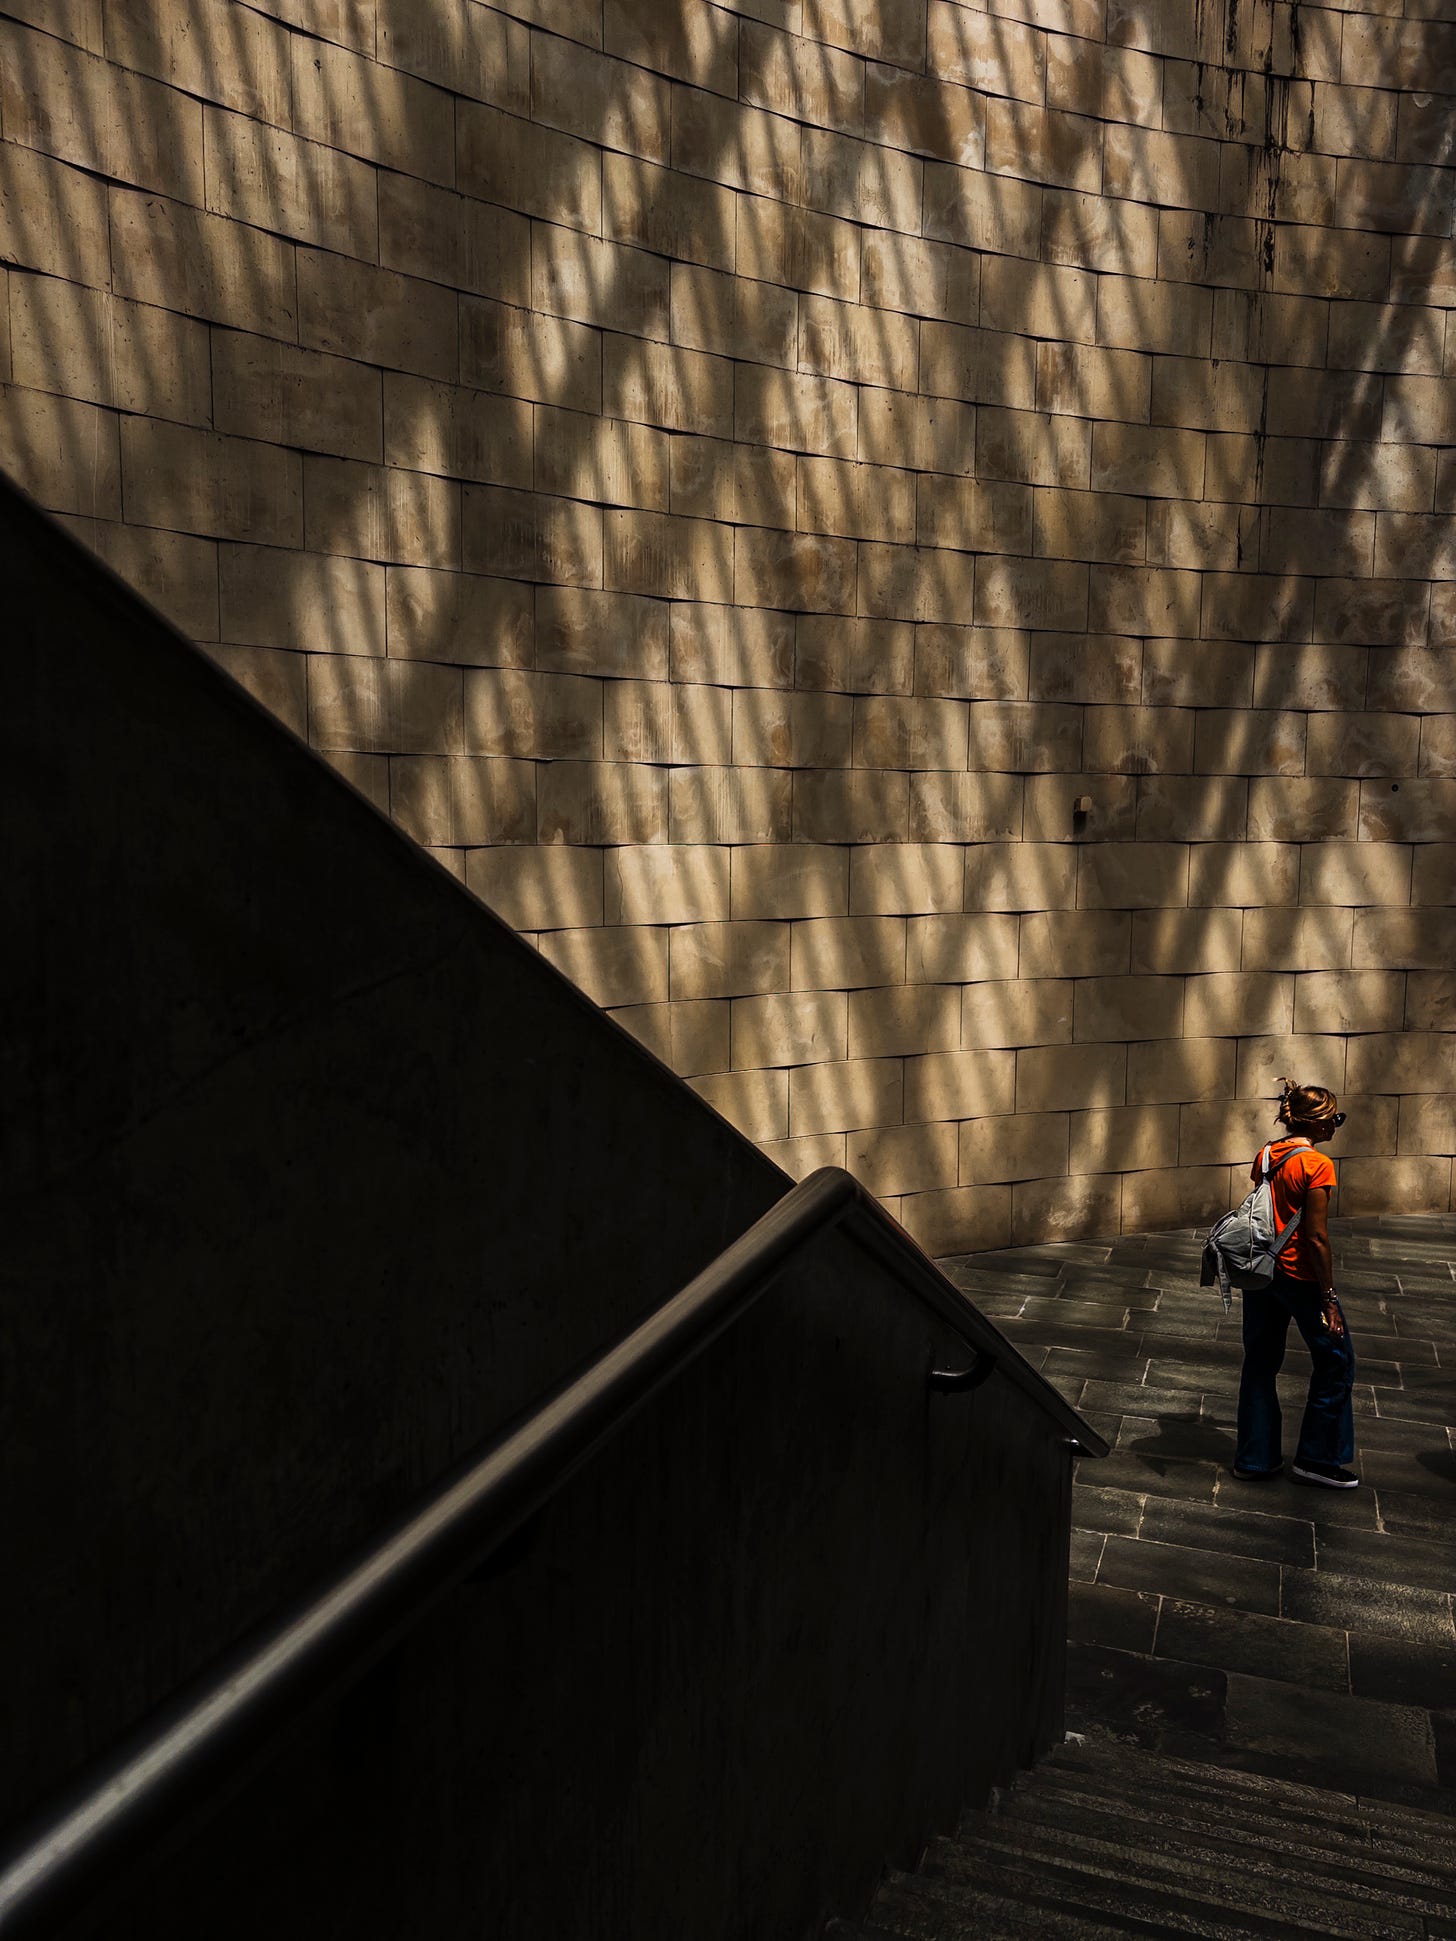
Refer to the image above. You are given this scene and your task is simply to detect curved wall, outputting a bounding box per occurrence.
[2,0,1453,1249]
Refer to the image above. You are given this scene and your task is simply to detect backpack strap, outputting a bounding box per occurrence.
[1262,1141,1306,1263]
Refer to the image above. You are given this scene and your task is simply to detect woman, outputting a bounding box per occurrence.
[1233,1079,1357,1489]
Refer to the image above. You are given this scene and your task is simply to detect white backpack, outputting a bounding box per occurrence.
[1200,1144,1304,1310]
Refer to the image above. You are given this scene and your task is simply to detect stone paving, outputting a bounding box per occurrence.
[940,1215,1456,1815]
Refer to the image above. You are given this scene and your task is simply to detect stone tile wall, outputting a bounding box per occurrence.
[2,0,1453,1248]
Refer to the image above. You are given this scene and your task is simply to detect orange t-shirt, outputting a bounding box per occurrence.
[1250,1138,1336,1280]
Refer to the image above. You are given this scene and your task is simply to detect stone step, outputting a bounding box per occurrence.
[930,1825,1427,1938]
[1026,1759,1456,1874]
[994,1784,1456,1911]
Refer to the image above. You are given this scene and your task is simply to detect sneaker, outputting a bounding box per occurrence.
[1232,1462,1284,1481]
[1292,1460,1359,1489]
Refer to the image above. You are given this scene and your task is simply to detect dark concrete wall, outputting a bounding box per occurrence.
[3,475,1076,1939]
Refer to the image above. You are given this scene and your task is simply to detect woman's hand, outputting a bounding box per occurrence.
[1323,1295,1345,1340]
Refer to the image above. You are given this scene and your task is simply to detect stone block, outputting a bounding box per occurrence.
[896,1186,1013,1259]
[904,1049,1016,1124]
[308,457,459,570]
[1194,711,1306,778]
[789,1058,905,1137]
[1034,486,1147,566]
[962,979,1074,1050]
[913,626,1026,702]
[960,1112,1070,1187]
[760,1133,848,1183]
[731,845,849,920]
[213,330,382,465]
[1082,706,1195,778]
[800,457,917,546]
[1075,976,1185,1045]
[1187,842,1299,909]
[297,251,458,383]
[1251,644,1369,715]
[1015,1042,1127,1115]
[669,766,793,844]
[1203,433,1319,509]
[977,407,1091,489]
[604,845,732,925]
[673,604,794,689]
[110,183,294,337]
[310,655,462,757]
[926,2,1045,99]
[796,617,914,697]
[459,98,600,233]
[851,843,967,915]
[966,843,1079,911]
[1069,1103,1179,1177]
[1121,1166,1231,1233]
[1299,842,1413,907]
[1128,1037,1236,1106]
[1397,1095,1456,1157]
[604,680,731,766]
[861,229,980,324]
[846,1121,960,1199]
[1337,1156,1453,1216]
[462,299,601,416]
[908,913,1022,985]
[1130,909,1244,976]
[670,920,791,1002]
[1210,288,1330,369]
[107,0,291,117]
[1183,972,1294,1039]
[918,475,1034,556]
[1359,779,1456,843]
[963,701,1079,773]
[1001,768,1102,838]
[385,566,533,668]
[221,544,386,657]
[1096,273,1210,358]
[535,587,665,682]
[383,177,530,307]
[537,759,668,845]
[669,263,797,367]
[794,771,910,844]
[1306,713,1421,779]
[735,197,861,305]
[1018,910,1130,979]
[467,485,604,587]
[1246,779,1358,843]
[790,916,907,992]
[914,772,1026,843]
[731,990,848,1070]
[0,381,119,518]
[860,543,980,626]
[1234,1036,1348,1101]
[1145,499,1258,573]
[605,148,737,270]
[203,108,373,259]
[391,754,535,847]
[1241,907,1354,974]
[1351,908,1456,972]
[1293,970,1406,1036]
[1077,845,1188,910]
[1028,635,1141,707]
[736,527,857,614]
[9,271,208,425]
[536,924,669,1008]
[124,419,300,547]
[1037,342,1153,425]
[1420,718,1456,779]
[732,689,854,770]
[921,321,1038,412]
[849,984,962,1059]
[1413,844,1456,907]
[1091,423,1205,500]
[531,30,668,162]
[975,557,1089,633]
[1088,564,1201,637]
[1404,973,1456,1033]
[383,377,532,490]
[689,1068,789,1144]
[1135,777,1247,843]
[604,334,732,439]
[863,61,983,168]
[604,991,729,1083]
[804,124,925,233]
[1011,1174,1122,1246]
[858,388,979,477]
[1346,1032,1456,1097]
[1140,641,1253,710]
[986,95,1102,194]
[530,222,666,337]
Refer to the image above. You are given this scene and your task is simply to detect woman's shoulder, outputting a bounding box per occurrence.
[1293,1145,1336,1188]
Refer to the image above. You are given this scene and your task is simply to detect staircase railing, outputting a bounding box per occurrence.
[0,1166,1103,1938]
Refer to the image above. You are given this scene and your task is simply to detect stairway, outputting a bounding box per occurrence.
[832,1737,1456,1938]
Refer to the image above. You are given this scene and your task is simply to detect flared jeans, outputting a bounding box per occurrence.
[1235,1269,1356,1473]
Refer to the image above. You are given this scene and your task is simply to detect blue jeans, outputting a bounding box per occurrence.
[1235,1270,1356,1472]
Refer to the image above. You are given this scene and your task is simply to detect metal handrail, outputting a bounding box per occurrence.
[0,1167,1104,1937]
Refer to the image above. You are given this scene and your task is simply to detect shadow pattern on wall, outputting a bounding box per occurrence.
[1,0,1454,1255]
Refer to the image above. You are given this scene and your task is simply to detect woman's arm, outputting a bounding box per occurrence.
[1303,1184,1342,1336]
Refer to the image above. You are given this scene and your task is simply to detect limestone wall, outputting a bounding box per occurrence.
[2,0,1453,1249]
